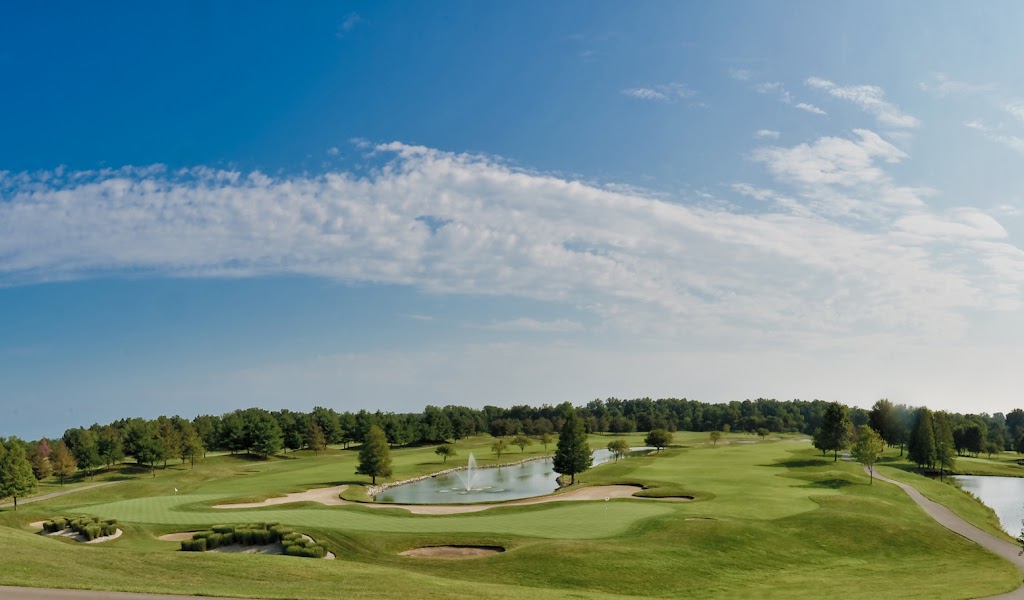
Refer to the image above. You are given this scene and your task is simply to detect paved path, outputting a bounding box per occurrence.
[0,481,121,510]
[0,587,243,600]
[871,466,1024,599]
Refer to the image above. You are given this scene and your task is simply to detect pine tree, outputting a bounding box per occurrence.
[356,425,392,485]
[908,407,937,469]
[0,438,38,510]
[553,411,592,485]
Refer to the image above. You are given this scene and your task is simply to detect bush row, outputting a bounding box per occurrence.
[43,516,118,540]
[180,522,327,558]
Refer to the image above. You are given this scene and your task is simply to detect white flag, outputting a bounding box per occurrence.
[174,488,178,492]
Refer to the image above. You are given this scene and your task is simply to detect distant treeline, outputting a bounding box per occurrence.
[7,398,1024,480]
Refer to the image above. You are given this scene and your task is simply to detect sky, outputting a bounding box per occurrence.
[3,2,1024,439]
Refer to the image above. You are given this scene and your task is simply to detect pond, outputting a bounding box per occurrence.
[954,475,1024,536]
[374,447,652,504]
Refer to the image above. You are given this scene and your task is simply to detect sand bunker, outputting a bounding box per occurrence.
[213,484,349,509]
[400,545,504,558]
[158,532,197,542]
[164,532,335,559]
[34,521,122,544]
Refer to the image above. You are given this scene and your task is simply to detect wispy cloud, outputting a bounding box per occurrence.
[965,119,1024,154]
[754,130,780,139]
[806,77,919,128]
[336,13,363,37]
[622,82,695,102]
[752,80,826,116]
[1,141,1020,344]
[476,318,584,333]
[728,68,752,81]
[919,72,995,97]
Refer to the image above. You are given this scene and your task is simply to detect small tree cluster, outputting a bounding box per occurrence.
[181,522,327,558]
[44,516,118,540]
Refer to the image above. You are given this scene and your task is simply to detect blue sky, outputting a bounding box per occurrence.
[3,2,1024,439]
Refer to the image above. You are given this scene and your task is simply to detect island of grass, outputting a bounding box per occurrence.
[181,522,330,558]
[40,516,120,542]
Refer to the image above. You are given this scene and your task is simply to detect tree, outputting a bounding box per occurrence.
[96,427,124,469]
[756,427,769,440]
[355,425,392,485]
[305,422,327,455]
[645,429,673,452]
[908,407,936,469]
[709,431,722,446]
[813,402,852,461]
[0,438,37,510]
[434,444,456,463]
[50,441,77,485]
[181,430,205,469]
[933,411,956,481]
[491,438,509,460]
[246,409,283,457]
[512,434,532,453]
[607,439,630,462]
[29,439,52,480]
[157,418,182,468]
[869,399,896,446]
[553,412,592,485]
[63,428,101,479]
[851,425,884,484]
[539,433,554,452]
[984,440,1002,458]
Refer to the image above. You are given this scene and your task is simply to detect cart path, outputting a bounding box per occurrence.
[870,466,1024,599]
[0,481,122,509]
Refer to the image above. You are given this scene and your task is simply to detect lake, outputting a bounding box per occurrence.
[375,447,652,504]
[954,475,1024,536]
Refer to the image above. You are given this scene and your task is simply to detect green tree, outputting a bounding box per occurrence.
[491,438,509,460]
[553,411,592,485]
[709,431,722,446]
[434,444,456,463]
[607,439,630,462]
[246,409,283,457]
[813,402,852,461]
[645,429,673,452]
[305,421,327,455]
[756,427,769,440]
[50,440,77,485]
[29,439,52,480]
[96,427,124,469]
[539,433,554,451]
[851,425,884,484]
[512,434,533,453]
[0,438,37,510]
[908,407,937,469]
[933,411,956,480]
[355,425,392,485]
[181,430,205,469]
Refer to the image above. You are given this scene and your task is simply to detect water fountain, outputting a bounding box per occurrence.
[455,452,480,491]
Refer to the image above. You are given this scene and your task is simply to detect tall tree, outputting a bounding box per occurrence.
[355,425,392,485]
[50,440,77,485]
[96,426,125,469]
[305,422,327,455]
[29,439,53,480]
[908,407,937,469]
[181,430,205,469]
[553,411,592,485]
[869,399,895,446]
[645,429,673,452]
[0,438,37,509]
[246,409,283,457]
[933,411,956,481]
[851,425,884,483]
[63,428,101,479]
[813,402,852,461]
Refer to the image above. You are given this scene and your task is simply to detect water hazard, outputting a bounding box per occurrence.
[954,475,1024,536]
[375,447,651,504]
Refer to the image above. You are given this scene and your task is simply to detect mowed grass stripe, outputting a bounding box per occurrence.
[72,497,674,539]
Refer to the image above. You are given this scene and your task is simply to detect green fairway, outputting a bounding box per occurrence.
[0,434,1019,599]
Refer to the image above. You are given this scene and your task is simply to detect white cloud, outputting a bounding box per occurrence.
[806,77,920,128]
[752,81,825,116]
[327,147,340,156]
[728,68,752,81]
[965,119,1024,154]
[754,129,780,139]
[794,102,826,115]
[919,73,995,97]
[337,13,363,37]
[622,82,695,102]
[476,318,584,333]
[2,140,1021,347]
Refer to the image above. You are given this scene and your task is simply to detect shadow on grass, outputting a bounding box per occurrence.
[799,478,854,489]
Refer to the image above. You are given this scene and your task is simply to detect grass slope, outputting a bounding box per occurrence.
[0,433,1018,599]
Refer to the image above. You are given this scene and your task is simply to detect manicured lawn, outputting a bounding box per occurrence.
[0,434,1019,599]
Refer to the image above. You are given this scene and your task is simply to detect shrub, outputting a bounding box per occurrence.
[82,524,102,541]
[181,538,207,552]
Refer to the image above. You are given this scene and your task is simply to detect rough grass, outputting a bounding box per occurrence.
[0,434,1018,599]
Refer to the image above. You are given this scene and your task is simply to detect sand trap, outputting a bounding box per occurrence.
[29,521,46,529]
[400,545,504,559]
[39,526,122,544]
[158,532,197,542]
[213,484,349,509]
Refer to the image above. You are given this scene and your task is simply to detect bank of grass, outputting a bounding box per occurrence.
[0,434,1019,599]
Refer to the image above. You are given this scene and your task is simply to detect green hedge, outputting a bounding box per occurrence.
[180,522,328,558]
[41,516,118,540]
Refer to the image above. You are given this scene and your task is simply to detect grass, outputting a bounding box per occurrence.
[0,433,1019,599]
